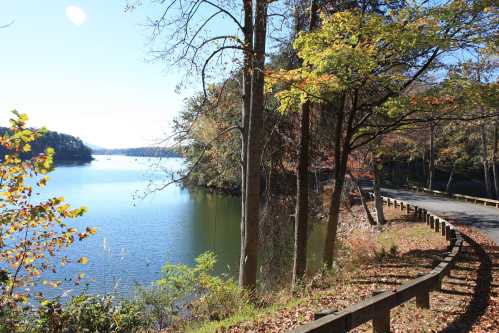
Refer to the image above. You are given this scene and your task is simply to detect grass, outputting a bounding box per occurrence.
[186,297,304,333]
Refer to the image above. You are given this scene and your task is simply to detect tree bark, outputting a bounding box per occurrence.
[349,170,376,226]
[480,122,492,198]
[422,149,427,186]
[292,0,318,288]
[373,160,385,225]
[446,163,456,194]
[428,124,435,190]
[492,118,499,198]
[239,0,253,287]
[323,165,347,268]
[323,99,351,268]
[239,0,267,292]
[293,101,310,286]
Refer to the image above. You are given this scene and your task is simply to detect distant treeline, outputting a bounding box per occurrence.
[0,127,93,164]
[93,147,180,158]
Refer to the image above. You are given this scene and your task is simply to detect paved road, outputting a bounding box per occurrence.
[381,188,499,244]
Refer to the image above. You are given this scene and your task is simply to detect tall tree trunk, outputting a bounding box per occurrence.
[239,0,253,287]
[292,0,318,288]
[422,149,427,186]
[239,0,267,292]
[323,99,351,268]
[492,118,499,199]
[428,124,435,190]
[349,170,376,226]
[373,160,385,225]
[446,163,456,194]
[293,102,310,286]
[480,123,492,198]
[323,164,347,268]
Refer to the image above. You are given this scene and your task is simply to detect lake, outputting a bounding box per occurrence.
[31,155,325,300]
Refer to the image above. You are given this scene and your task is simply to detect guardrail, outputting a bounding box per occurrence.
[408,185,499,208]
[289,194,463,333]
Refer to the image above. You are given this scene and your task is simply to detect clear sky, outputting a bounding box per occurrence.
[0,1,190,148]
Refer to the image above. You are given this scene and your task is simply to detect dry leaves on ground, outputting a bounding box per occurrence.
[215,211,498,333]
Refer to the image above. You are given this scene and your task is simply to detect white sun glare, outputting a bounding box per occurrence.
[66,6,87,26]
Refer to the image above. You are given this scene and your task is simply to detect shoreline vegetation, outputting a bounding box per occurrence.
[92,147,180,158]
[0,126,93,164]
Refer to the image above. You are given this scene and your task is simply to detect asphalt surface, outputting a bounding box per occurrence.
[381,188,499,245]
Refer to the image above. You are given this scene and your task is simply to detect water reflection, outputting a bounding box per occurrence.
[30,155,325,300]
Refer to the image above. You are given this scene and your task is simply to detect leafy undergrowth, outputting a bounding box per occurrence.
[189,207,461,332]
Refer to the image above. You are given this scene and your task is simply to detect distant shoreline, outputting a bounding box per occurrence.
[92,147,180,158]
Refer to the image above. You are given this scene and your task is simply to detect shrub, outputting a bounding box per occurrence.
[389,244,399,257]
[138,251,249,330]
[374,247,388,262]
[1,294,146,333]
[2,252,246,332]
[374,244,400,263]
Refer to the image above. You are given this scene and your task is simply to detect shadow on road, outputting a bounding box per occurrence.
[438,232,494,333]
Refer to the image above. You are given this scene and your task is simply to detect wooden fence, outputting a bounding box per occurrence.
[408,185,499,208]
[289,194,463,333]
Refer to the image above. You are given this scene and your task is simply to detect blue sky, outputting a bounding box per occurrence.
[0,1,192,148]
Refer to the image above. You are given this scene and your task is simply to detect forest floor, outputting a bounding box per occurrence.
[190,206,499,333]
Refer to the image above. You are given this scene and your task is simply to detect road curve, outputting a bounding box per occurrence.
[381,188,499,244]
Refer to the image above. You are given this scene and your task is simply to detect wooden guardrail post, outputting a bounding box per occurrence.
[441,220,446,236]
[435,276,442,291]
[435,218,440,232]
[406,203,411,214]
[430,216,435,229]
[372,290,390,333]
[416,288,430,309]
[445,225,451,240]
[425,211,430,225]
[449,229,457,250]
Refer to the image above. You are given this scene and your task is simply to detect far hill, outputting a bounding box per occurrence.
[0,127,93,164]
[93,147,180,158]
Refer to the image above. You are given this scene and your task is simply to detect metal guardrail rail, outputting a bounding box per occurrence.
[289,193,463,333]
[408,185,499,208]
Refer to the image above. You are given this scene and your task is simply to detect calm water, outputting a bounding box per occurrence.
[30,155,325,299]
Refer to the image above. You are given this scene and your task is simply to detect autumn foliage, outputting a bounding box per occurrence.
[0,111,93,307]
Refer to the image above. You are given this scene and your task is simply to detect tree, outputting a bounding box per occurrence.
[442,50,498,197]
[267,0,496,267]
[492,117,499,198]
[0,111,92,308]
[239,0,269,292]
[134,0,279,291]
[371,147,385,225]
[292,0,319,288]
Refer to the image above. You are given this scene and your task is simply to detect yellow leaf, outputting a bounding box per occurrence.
[78,256,89,265]
[86,227,97,235]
